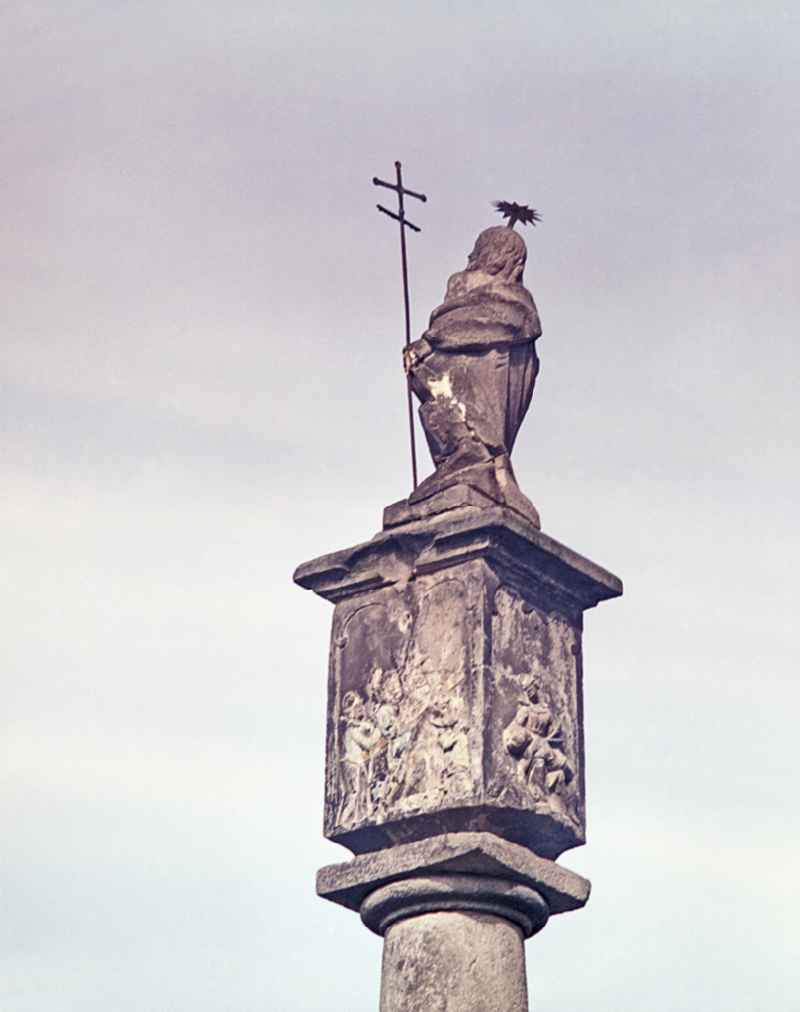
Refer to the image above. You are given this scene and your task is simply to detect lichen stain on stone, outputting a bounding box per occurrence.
[427,373,453,400]
[428,372,467,422]
[386,922,451,1012]
[382,913,528,1012]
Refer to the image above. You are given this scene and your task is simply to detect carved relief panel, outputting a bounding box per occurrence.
[485,585,585,849]
[325,568,483,850]
[324,557,586,858]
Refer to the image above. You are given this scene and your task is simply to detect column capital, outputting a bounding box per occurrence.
[318,831,590,927]
[360,873,549,938]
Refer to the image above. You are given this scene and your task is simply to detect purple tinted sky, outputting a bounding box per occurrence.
[3,3,798,1010]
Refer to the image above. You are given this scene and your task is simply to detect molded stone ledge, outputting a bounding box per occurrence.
[383,484,498,529]
[360,874,549,938]
[329,801,583,861]
[293,506,622,610]
[316,832,590,918]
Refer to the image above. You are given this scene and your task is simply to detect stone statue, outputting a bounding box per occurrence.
[295,194,624,1012]
[403,221,542,527]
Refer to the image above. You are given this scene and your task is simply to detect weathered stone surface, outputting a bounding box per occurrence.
[379,907,529,1012]
[383,483,497,530]
[294,506,621,609]
[364,872,543,1010]
[292,206,626,1012]
[294,508,621,858]
[401,225,542,527]
[316,832,590,918]
[361,874,548,938]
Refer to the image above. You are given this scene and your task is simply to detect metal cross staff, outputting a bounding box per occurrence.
[373,161,427,490]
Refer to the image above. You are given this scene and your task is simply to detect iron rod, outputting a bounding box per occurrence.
[376,204,421,231]
[395,161,419,490]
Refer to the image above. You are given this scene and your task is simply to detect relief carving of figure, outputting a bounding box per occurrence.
[367,667,412,812]
[403,222,542,527]
[337,690,381,826]
[337,668,474,827]
[502,679,572,813]
[430,694,471,800]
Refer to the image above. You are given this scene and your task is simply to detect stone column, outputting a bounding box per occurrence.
[316,831,590,1011]
[366,873,548,1012]
[295,504,621,1008]
[371,880,537,1012]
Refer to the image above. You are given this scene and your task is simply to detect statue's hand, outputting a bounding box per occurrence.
[403,337,431,375]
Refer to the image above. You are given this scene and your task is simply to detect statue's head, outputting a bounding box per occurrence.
[466,226,527,283]
[522,678,542,703]
[341,690,366,722]
[381,669,403,705]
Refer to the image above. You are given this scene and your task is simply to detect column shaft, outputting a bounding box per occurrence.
[380,910,528,1012]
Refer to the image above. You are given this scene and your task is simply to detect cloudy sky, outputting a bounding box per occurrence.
[3,3,799,1010]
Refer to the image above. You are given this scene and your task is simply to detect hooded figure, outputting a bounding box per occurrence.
[403,225,541,526]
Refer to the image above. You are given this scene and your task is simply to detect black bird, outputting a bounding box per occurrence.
[493,201,542,230]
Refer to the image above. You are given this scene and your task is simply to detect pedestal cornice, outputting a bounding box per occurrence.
[293,506,622,613]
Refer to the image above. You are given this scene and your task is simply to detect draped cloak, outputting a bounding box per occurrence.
[407,266,541,490]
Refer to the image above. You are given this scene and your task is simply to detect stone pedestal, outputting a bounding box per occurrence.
[295,505,621,1009]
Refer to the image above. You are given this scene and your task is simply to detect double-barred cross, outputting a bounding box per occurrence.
[374,161,427,233]
[372,161,428,490]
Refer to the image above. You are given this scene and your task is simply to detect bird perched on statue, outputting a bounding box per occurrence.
[493,201,542,231]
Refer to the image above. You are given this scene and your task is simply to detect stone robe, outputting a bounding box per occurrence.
[404,225,542,525]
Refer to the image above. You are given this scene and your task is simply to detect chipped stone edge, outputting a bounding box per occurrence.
[294,506,622,608]
[316,832,590,917]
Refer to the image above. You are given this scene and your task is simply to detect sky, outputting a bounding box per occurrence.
[3,2,799,1010]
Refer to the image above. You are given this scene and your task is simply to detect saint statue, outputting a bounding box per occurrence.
[403,219,542,527]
